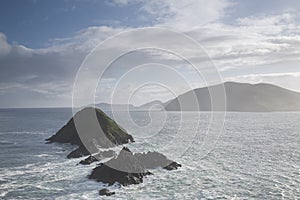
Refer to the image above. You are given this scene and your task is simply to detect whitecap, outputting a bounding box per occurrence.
[34,154,53,158]
[0,131,47,135]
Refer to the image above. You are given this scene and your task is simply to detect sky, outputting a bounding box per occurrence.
[0,0,300,108]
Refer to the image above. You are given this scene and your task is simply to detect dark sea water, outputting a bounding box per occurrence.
[0,108,299,199]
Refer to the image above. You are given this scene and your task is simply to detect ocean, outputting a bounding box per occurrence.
[0,108,299,199]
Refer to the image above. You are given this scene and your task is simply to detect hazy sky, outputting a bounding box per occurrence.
[0,0,300,108]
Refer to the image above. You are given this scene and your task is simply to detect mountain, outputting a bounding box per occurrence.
[136,100,164,111]
[96,100,163,111]
[96,103,136,111]
[164,82,300,112]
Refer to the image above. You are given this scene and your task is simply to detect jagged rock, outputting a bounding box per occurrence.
[134,151,181,170]
[46,107,134,158]
[45,107,182,194]
[79,155,98,165]
[88,147,180,187]
[163,161,182,170]
[67,145,90,159]
[99,188,115,196]
[101,150,116,157]
[79,150,115,165]
[89,147,151,186]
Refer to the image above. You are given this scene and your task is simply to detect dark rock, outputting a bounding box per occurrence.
[101,150,115,158]
[67,145,90,159]
[145,171,154,176]
[163,161,182,171]
[79,150,115,165]
[89,147,151,186]
[46,107,134,158]
[79,155,98,165]
[99,188,115,196]
[134,151,181,170]
[46,118,82,146]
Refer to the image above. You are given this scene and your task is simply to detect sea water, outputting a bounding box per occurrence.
[0,108,299,199]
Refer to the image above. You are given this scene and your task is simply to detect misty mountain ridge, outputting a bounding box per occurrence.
[165,82,300,112]
[96,100,164,111]
[96,82,300,112]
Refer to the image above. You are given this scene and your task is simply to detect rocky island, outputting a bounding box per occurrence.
[46,107,181,196]
[46,107,134,158]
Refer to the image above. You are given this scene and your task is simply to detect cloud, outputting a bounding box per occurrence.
[0,26,131,107]
[225,72,300,92]
[107,0,133,7]
[0,32,86,107]
[108,0,233,27]
[140,0,233,28]
[181,12,300,72]
[0,33,12,55]
[1,0,300,107]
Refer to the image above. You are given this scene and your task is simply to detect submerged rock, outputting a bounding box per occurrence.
[79,150,115,165]
[99,188,115,196]
[46,107,134,158]
[89,147,152,186]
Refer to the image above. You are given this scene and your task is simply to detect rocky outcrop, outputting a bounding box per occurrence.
[134,151,181,170]
[79,150,115,165]
[46,107,134,158]
[67,145,90,158]
[45,107,182,196]
[79,155,98,165]
[89,147,181,187]
[163,161,182,170]
[99,188,115,196]
[89,147,152,186]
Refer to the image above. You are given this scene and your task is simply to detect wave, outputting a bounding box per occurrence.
[0,131,48,135]
[34,154,53,158]
[0,141,16,145]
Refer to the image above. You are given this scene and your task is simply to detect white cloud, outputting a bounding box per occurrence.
[141,0,233,28]
[1,1,300,107]
[178,11,300,73]
[108,0,132,7]
[0,33,12,55]
[225,72,300,92]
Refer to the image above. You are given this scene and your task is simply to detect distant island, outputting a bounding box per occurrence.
[97,82,300,112]
[165,82,300,112]
[96,100,164,111]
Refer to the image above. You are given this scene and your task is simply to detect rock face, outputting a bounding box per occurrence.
[46,107,134,157]
[89,147,152,186]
